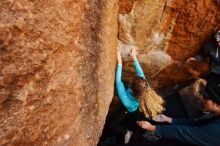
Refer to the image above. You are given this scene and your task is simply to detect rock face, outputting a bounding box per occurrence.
[0,0,219,145]
[0,0,118,146]
[118,0,220,87]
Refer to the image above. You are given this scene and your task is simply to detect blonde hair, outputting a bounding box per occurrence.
[139,87,165,118]
[131,76,164,118]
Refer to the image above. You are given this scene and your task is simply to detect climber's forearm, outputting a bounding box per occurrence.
[116,64,122,83]
[117,51,122,64]
[133,60,145,79]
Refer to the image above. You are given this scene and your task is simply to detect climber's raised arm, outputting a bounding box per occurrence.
[115,50,139,112]
[129,48,145,79]
[116,50,123,83]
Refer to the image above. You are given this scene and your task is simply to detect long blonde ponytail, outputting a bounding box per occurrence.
[139,87,164,118]
[131,76,164,118]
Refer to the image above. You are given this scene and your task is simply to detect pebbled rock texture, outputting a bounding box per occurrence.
[118,0,220,87]
[0,0,118,146]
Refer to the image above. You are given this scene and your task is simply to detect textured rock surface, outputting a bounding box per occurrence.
[118,0,220,87]
[0,0,118,146]
[119,0,137,14]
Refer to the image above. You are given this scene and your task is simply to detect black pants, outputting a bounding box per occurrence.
[108,107,146,142]
[204,72,220,102]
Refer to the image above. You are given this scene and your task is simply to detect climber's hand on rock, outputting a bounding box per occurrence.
[117,50,122,64]
[129,48,137,61]
[137,121,156,132]
[153,114,172,123]
[187,57,197,63]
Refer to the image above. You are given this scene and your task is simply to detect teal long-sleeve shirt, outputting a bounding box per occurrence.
[155,116,220,146]
[115,60,145,112]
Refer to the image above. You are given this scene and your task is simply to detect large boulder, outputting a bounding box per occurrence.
[0,0,118,146]
[118,0,220,87]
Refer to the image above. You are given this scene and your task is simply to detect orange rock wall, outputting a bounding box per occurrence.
[0,0,118,146]
[119,0,137,14]
[0,0,219,145]
[118,0,220,87]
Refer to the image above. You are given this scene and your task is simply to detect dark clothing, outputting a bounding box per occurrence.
[155,114,220,146]
[109,108,130,138]
[203,73,220,104]
[194,41,220,103]
[194,41,220,75]
[109,107,146,138]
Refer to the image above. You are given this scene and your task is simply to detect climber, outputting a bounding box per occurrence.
[109,48,164,144]
[187,29,220,101]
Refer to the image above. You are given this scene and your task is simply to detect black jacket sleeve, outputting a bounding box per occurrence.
[194,42,210,62]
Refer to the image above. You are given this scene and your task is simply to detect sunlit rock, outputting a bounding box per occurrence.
[0,0,118,146]
[118,0,219,87]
